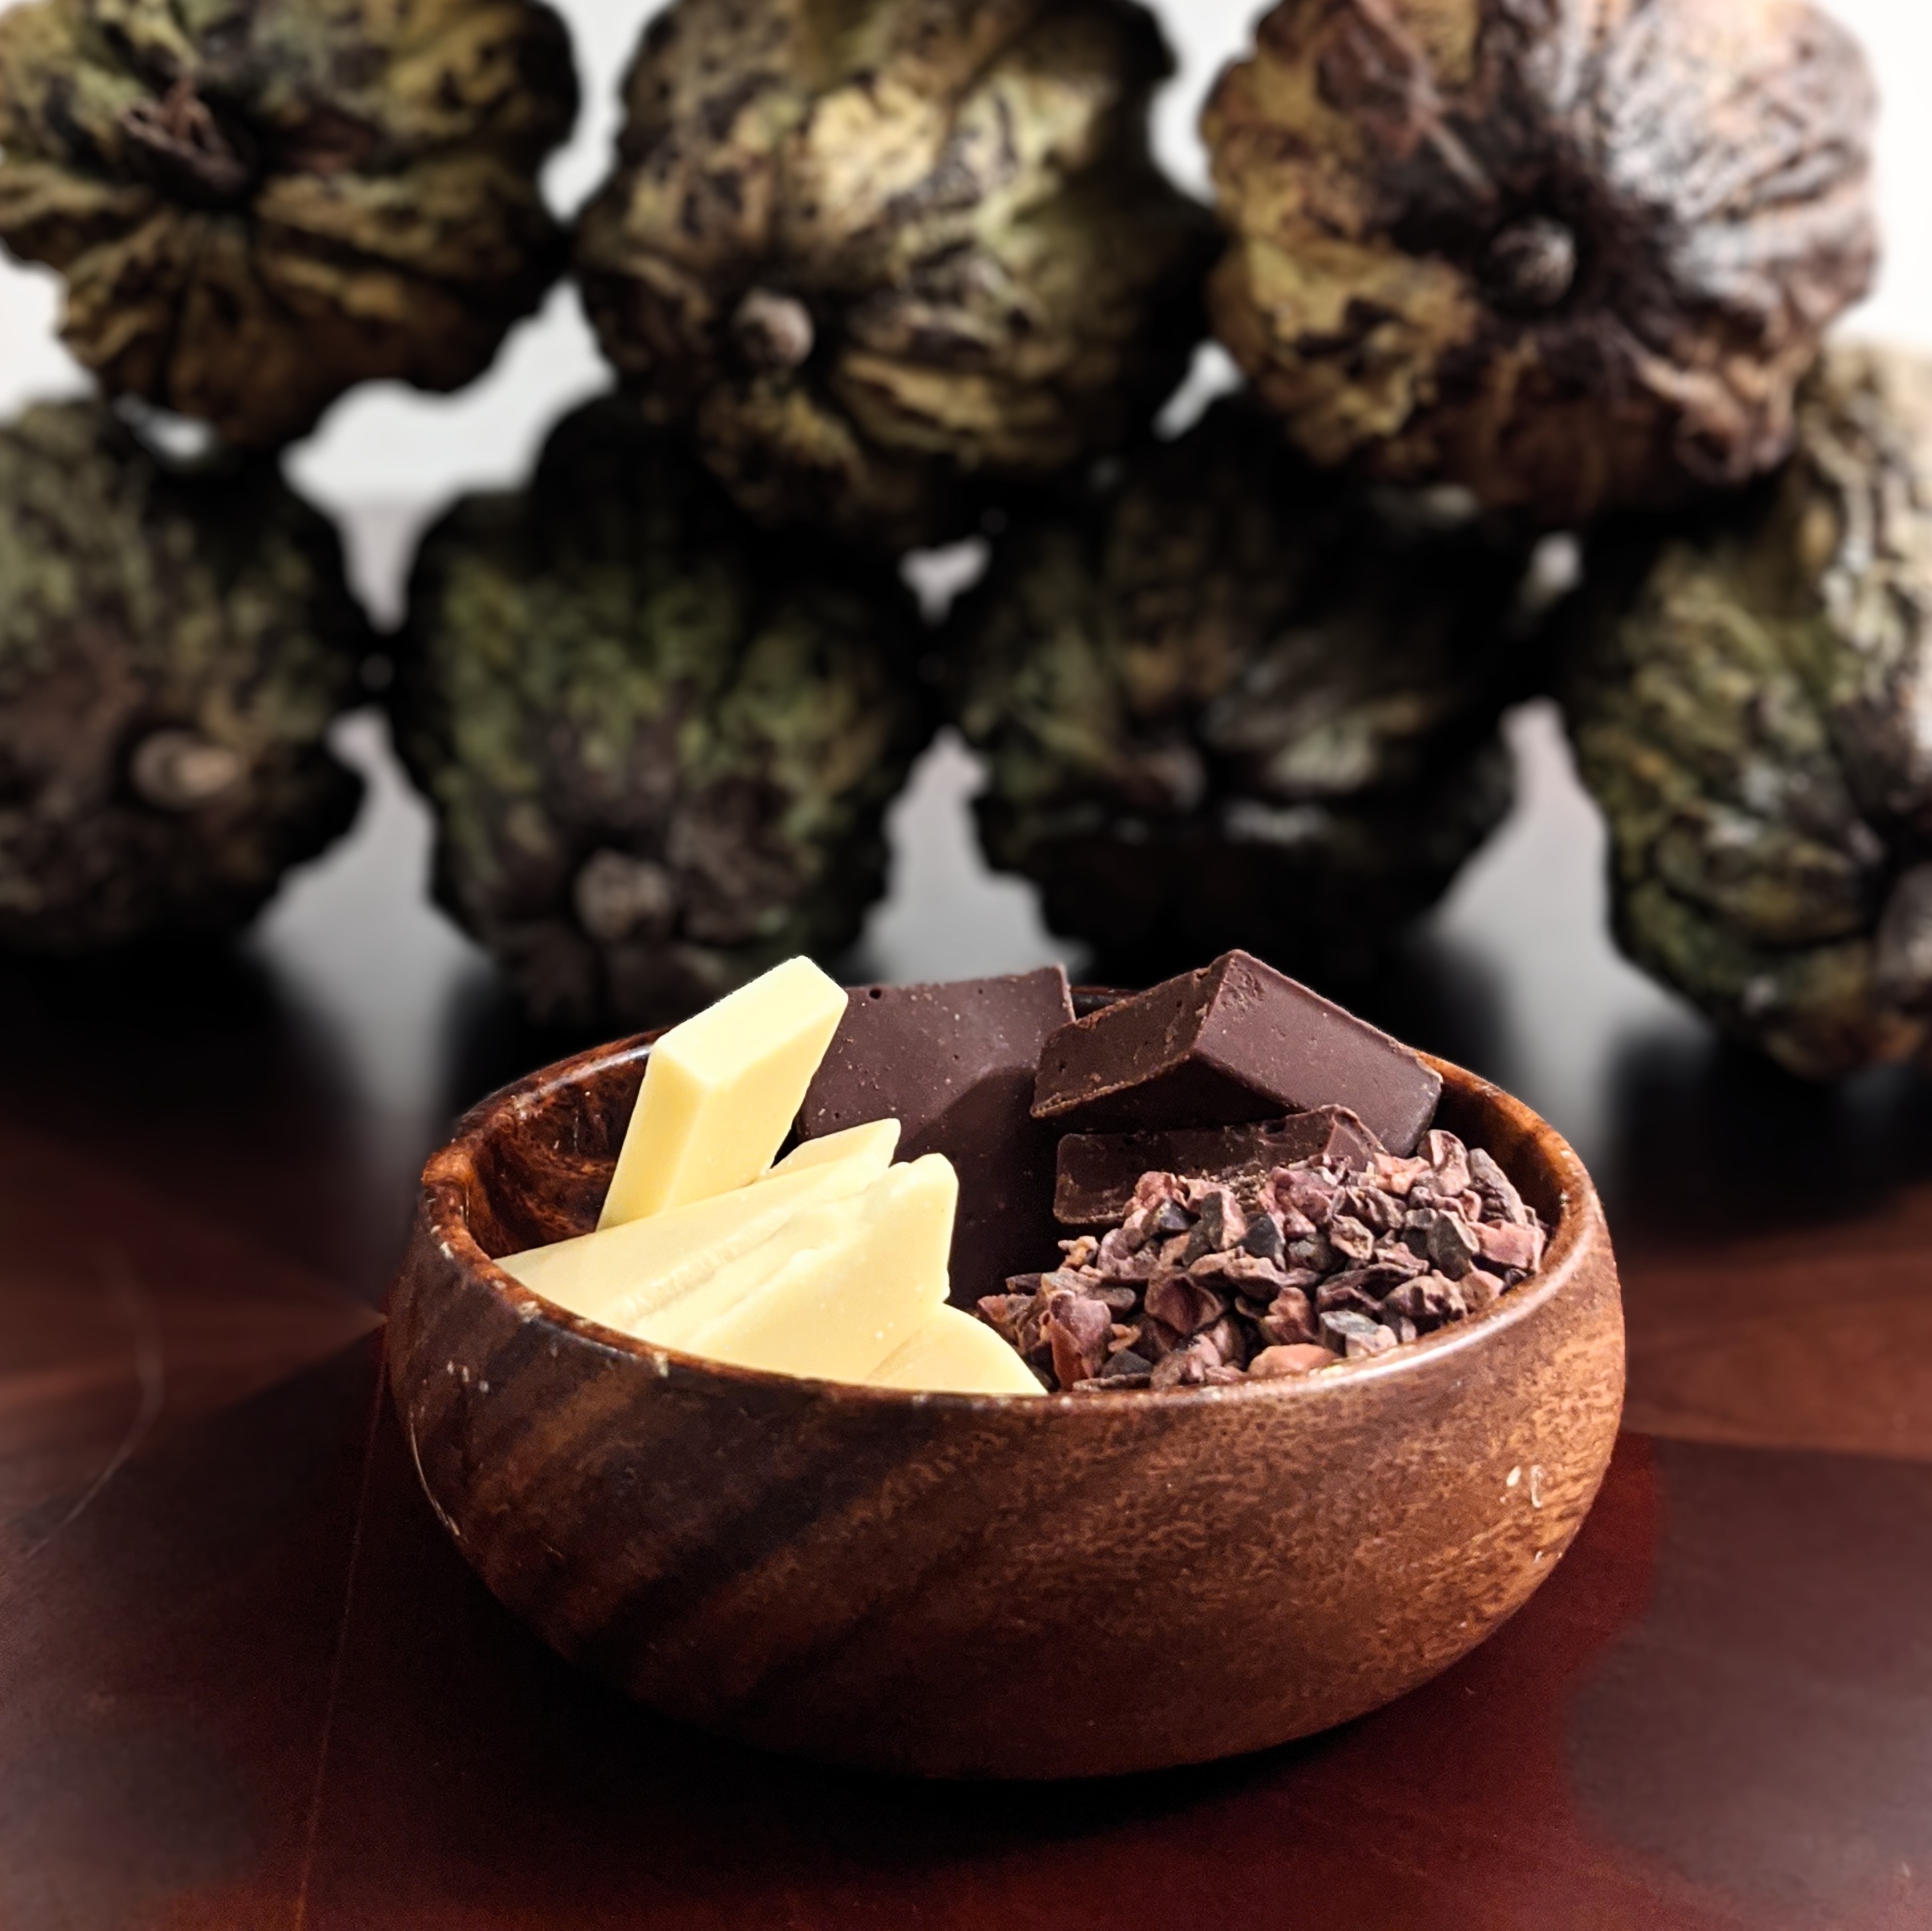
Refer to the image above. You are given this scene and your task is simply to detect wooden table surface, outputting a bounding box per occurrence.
[3,693,1930,1931]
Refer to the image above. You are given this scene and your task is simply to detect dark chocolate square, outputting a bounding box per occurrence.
[1031,951,1441,1153]
[798,966,1077,1298]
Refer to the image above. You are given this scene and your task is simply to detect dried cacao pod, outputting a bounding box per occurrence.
[1201,0,1878,527]
[0,0,578,448]
[0,400,368,951]
[948,397,1533,975]
[395,397,932,1030]
[1563,344,1932,1079]
[574,0,1217,550]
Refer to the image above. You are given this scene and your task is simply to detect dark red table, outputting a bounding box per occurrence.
[3,703,1930,1930]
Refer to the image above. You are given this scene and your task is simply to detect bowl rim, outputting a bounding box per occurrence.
[412,1028,1602,1420]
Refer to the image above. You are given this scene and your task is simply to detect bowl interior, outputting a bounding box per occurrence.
[450,1006,1577,1319]
[462,1042,648,1257]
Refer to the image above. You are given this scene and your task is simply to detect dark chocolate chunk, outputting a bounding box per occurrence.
[1053,1107,1383,1226]
[799,966,1075,1299]
[1031,951,1441,1152]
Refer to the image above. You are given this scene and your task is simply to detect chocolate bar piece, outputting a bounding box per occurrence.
[1031,951,1441,1154]
[798,966,1076,1297]
[1054,1108,1383,1226]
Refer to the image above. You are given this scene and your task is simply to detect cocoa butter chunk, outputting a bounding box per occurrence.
[1054,1109,1383,1227]
[799,968,1076,1297]
[1031,951,1441,1153]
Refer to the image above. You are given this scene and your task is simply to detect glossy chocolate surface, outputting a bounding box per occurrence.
[1053,1107,1383,1226]
[798,966,1075,1297]
[1032,951,1443,1152]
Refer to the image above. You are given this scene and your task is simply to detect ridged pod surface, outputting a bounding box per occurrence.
[949,397,1532,974]
[1202,0,1877,525]
[1564,345,1932,1079]
[0,0,578,448]
[0,399,367,951]
[575,0,1217,549]
[395,397,932,1030]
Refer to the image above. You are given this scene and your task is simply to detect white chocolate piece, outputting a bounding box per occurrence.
[599,956,848,1228]
[648,1155,957,1380]
[869,1305,1047,1397]
[503,1120,899,1330]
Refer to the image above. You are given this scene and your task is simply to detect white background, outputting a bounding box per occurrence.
[2,0,1927,520]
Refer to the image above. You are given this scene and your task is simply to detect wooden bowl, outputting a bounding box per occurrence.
[388,1024,1625,1780]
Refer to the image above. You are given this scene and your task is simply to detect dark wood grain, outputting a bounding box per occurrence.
[0,1342,381,1931]
[0,1113,379,1533]
[387,1033,1623,1778]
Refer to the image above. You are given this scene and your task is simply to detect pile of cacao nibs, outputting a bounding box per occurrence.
[978,1130,1547,1392]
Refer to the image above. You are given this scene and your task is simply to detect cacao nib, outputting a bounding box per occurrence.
[1189,1248,1290,1294]
[1150,1347,1212,1390]
[1320,1269,1399,1317]
[1475,1220,1545,1271]
[1422,1130,1472,1198]
[1095,1226,1158,1281]
[1259,1285,1317,1346]
[1199,1315,1247,1370]
[1145,1271,1229,1335]
[1371,1152,1431,1196]
[1241,1211,1287,1263]
[1425,1211,1482,1279]
[1284,1233,1336,1273]
[977,1121,1548,1391]
[1461,1269,1504,1315]
[1044,1291,1112,1387]
[1320,1309,1398,1358]
[1249,1344,1337,1379]
[1272,1168,1338,1226]
[1366,1239,1428,1280]
[1468,1147,1530,1226]
[1382,1274,1468,1333]
[1340,1186,1403,1235]
[1328,1214,1377,1263]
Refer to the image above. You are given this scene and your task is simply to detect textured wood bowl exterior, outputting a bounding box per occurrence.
[388,1021,1626,1780]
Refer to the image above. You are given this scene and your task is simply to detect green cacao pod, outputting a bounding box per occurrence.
[1564,344,1932,1078]
[1202,0,1876,527]
[0,398,369,950]
[0,0,578,448]
[395,397,933,1029]
[950,396,1533,976]
[574,0,1217,550]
